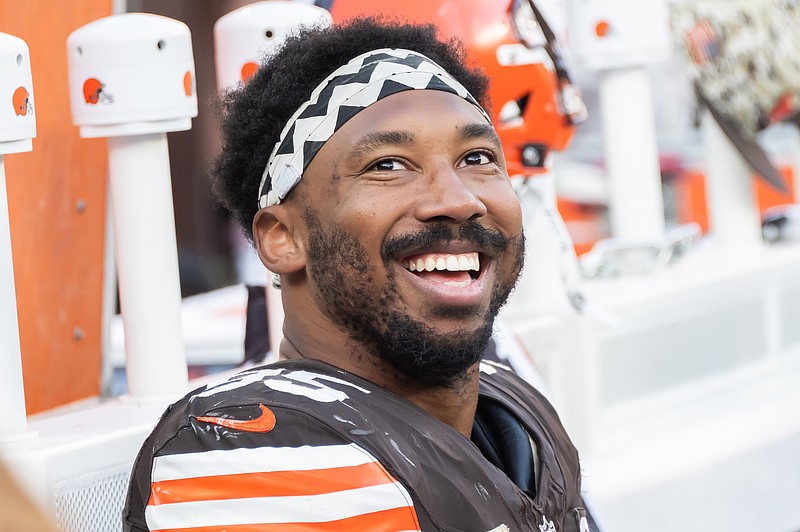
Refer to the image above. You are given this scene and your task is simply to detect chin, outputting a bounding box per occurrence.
[372,308,495,389]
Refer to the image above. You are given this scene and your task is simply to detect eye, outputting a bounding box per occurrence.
[459,150,495,167]
[369,158,407,171]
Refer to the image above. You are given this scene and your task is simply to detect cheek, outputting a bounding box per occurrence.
[484,182,523,231]
[335,189,409,233]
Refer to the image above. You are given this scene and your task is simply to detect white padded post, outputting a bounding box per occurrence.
[0,31,36,440]
[67,13,198,398]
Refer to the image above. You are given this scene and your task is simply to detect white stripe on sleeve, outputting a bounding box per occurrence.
[152,443,376,482]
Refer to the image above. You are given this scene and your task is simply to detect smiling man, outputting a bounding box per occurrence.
[124,18,589,532]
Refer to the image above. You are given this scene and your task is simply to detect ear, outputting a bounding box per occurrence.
[252,205,306,275]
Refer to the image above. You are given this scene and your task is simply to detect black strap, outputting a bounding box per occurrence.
[471,396,538,499]
[695,82,788,192]
[526,0,573,85]
[243,284,270,364]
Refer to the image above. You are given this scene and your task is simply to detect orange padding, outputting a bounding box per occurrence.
[148,461,397,505]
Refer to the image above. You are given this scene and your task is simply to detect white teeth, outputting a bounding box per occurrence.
[425,256,436,271]
[405,252,481,273]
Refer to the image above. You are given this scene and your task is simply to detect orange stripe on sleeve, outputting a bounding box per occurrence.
[149,505,421,532]
[148,461,397,505]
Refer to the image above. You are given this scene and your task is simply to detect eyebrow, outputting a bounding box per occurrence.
[349,130,416,161]
[459,122,502,148]
[347,121,501,161]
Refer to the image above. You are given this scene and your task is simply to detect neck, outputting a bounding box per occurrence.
[278,333,480,438]
[393,366,480,437]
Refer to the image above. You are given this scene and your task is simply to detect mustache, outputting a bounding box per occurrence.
[381,221,514,263]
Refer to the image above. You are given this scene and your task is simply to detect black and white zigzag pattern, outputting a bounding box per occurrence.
[258,48,492,207]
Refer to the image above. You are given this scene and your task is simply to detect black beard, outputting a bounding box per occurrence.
[304,209,524,388]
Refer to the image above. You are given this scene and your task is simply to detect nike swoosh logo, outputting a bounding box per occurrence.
[195,404,276,433]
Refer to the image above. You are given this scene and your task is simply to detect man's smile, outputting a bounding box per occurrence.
[405,252,481,280]
[394,246,491,307]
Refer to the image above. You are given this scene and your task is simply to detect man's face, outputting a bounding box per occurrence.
[297,90,524,387]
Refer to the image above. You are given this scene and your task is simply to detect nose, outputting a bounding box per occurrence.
[414,163,488,223]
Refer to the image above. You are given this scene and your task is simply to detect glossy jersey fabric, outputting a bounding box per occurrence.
[123,359,587,532]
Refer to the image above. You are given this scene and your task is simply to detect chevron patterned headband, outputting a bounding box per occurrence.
[258,48,492,208]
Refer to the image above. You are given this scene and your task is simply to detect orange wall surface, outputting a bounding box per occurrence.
[2,1,112,413]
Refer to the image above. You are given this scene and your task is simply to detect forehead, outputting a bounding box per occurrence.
[327,89,496,149]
